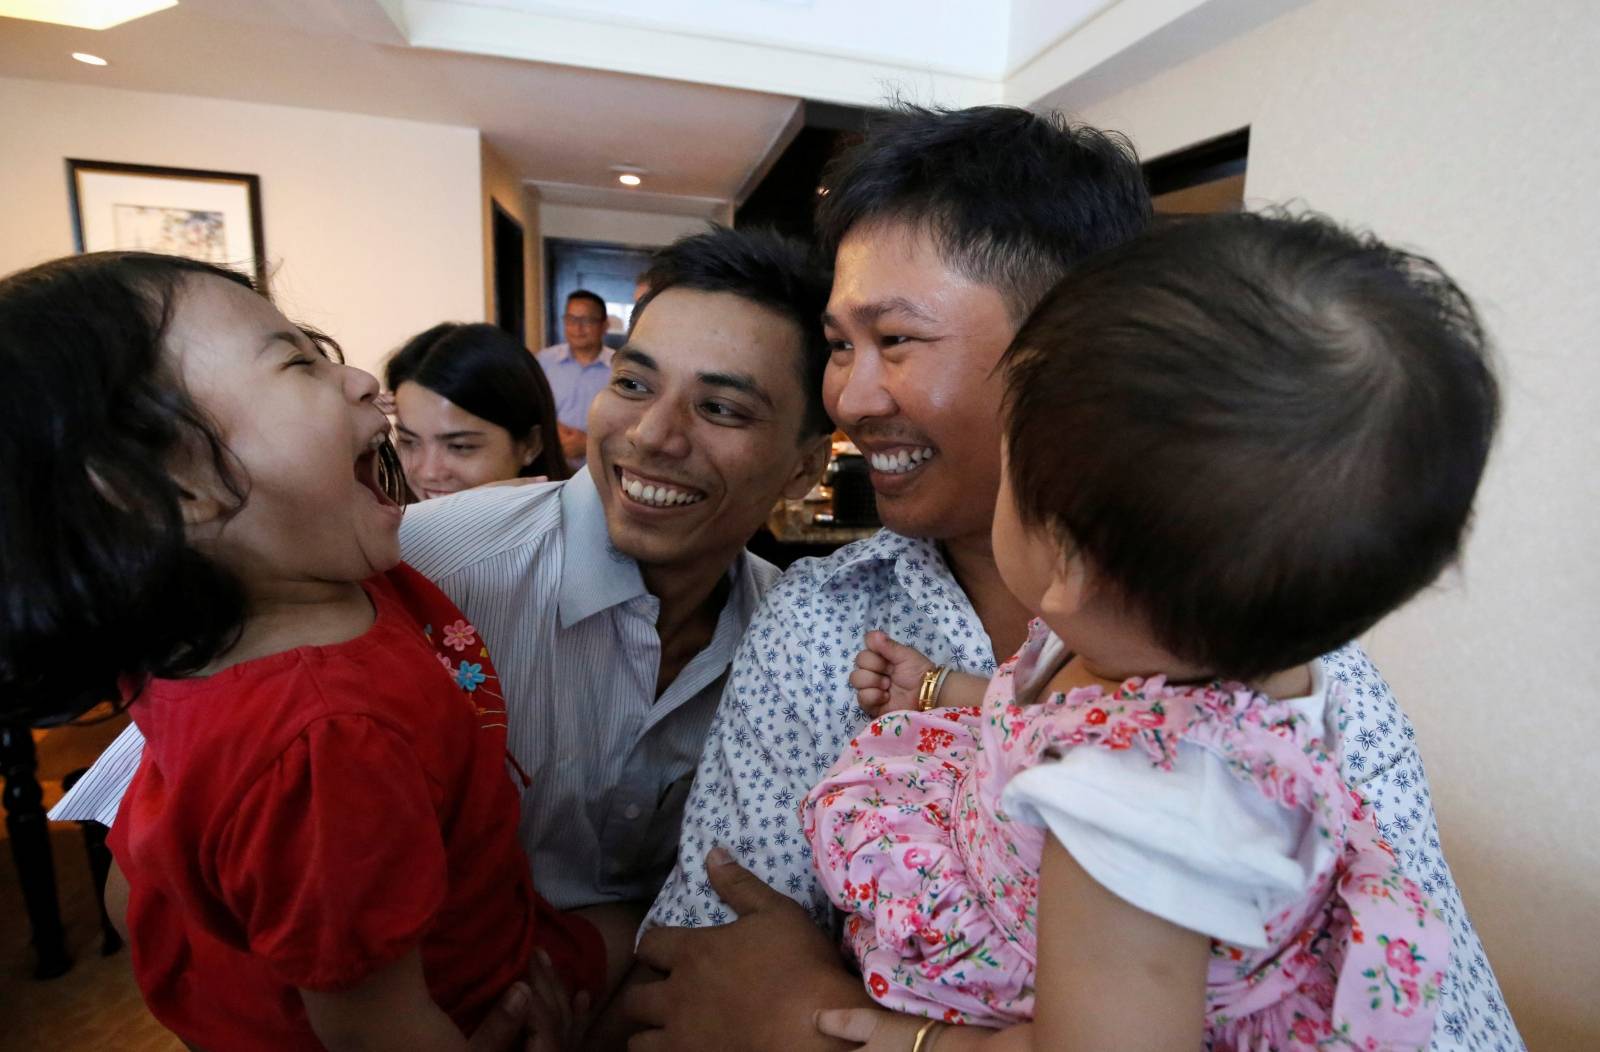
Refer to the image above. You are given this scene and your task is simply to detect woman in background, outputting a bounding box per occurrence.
[386,323,571,500]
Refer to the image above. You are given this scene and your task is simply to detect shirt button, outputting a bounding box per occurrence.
[623,804,642,820]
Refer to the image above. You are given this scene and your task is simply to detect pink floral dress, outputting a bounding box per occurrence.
[801,622,1450,1049]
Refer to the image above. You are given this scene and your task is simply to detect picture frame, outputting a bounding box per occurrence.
[66,159,267,290]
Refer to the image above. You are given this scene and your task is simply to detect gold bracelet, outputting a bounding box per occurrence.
[911,1018,944,1052]
[916,666,948,711]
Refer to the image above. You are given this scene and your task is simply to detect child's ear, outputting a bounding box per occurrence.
[177,482,227,527]
[167,459,229,528]
[89,462,225,527]
[1038,550,1091,623]
[781,432,832,501]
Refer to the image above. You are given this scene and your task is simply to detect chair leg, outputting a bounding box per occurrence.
[1,724,72,979]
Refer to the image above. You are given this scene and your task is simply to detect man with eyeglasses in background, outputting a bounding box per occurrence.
[538,288,614,467]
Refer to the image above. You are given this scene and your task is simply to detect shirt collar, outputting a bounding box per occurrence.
[557,469,647,628]
[813,528,997,670]
[813,527,934,586]
[555,468,769,630]
[556,343,614,369]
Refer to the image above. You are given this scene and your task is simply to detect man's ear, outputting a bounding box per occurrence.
[781,433,832,501]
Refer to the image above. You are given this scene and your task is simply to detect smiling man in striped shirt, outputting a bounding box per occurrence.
[52,227,833,930]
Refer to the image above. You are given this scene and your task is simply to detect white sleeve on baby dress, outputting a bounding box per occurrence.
[999,665,1334,950]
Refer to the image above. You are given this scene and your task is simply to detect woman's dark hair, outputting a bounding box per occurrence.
[816,103,1153,320]
[0,252,268,724]
[632,226,834,438]
[384,323,570,482]
[1003,211,1500,681]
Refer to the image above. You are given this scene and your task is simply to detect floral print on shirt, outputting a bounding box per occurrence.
[643,531,1524,1051]
[803,620,1450,1047]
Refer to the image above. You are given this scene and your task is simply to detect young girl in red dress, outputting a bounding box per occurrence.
[0,252,603,1050]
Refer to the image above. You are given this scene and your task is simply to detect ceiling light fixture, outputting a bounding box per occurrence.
[610,164,647,188]
[1,0,177,31]
[72,51,109,66]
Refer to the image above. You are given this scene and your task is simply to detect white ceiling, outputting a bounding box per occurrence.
[0,0,801,211]
[0,0,1304,211]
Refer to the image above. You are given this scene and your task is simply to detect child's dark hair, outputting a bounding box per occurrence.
[0,253,275,723]
[385,322,571,481]
[633,226,834,438]
[1003,212,1500,680]
[816,104,1153,320]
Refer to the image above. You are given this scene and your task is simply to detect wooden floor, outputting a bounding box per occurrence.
[0,713,181,1052]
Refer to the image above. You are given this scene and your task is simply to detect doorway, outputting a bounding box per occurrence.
[1143,127,1249,215]
[491,201,526,342]
[543,238,656,350]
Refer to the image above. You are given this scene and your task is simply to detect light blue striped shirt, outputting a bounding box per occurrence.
[51,469,778,910]
[535,342,614,434]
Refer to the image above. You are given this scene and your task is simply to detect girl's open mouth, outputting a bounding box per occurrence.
[355,434,408,507]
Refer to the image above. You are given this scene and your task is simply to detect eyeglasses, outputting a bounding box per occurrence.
[563,314,605,327]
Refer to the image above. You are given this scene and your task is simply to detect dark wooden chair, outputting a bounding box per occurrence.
[2,723,122,980]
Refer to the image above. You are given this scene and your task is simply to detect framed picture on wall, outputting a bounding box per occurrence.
[66,159,267,289]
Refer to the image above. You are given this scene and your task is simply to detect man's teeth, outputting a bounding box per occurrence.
[622,473,704,507]
[367,433,387,451]
[869,447,936,475]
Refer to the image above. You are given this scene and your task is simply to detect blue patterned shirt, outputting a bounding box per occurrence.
[644,528,1525,1051]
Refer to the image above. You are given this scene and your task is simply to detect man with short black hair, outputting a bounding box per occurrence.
[53,225,836,957]
[538,288,614,466]
[624,104,1520,1052]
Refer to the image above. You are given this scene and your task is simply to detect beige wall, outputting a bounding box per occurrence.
[1062,2,1600,1046]
[0,77,484,378]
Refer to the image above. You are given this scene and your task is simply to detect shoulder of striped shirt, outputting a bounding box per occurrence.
[400,482,566,578]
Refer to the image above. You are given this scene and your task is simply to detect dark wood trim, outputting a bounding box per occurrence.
[1142,127,1250,198]
[65,158,268,291]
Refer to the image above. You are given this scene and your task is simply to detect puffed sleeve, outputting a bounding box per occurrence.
[213,715,448,991]
[1000,741,1319,949]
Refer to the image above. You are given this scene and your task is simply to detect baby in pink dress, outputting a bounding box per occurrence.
[803,213,1499,1052]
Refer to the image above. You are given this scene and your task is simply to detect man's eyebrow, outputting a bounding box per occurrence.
[615,346,657,371]
[699,370,775,410]
[822,296,937,330]
[618,345,773,409]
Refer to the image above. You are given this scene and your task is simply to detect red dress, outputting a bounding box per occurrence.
[108,563,603,1051]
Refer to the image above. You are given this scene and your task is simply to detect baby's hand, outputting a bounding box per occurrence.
[850,630,936,717]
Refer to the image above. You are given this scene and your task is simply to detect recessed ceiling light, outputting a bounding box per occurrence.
[72,52,109,66]
[610,163,647,188]
[1,0,177,31]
